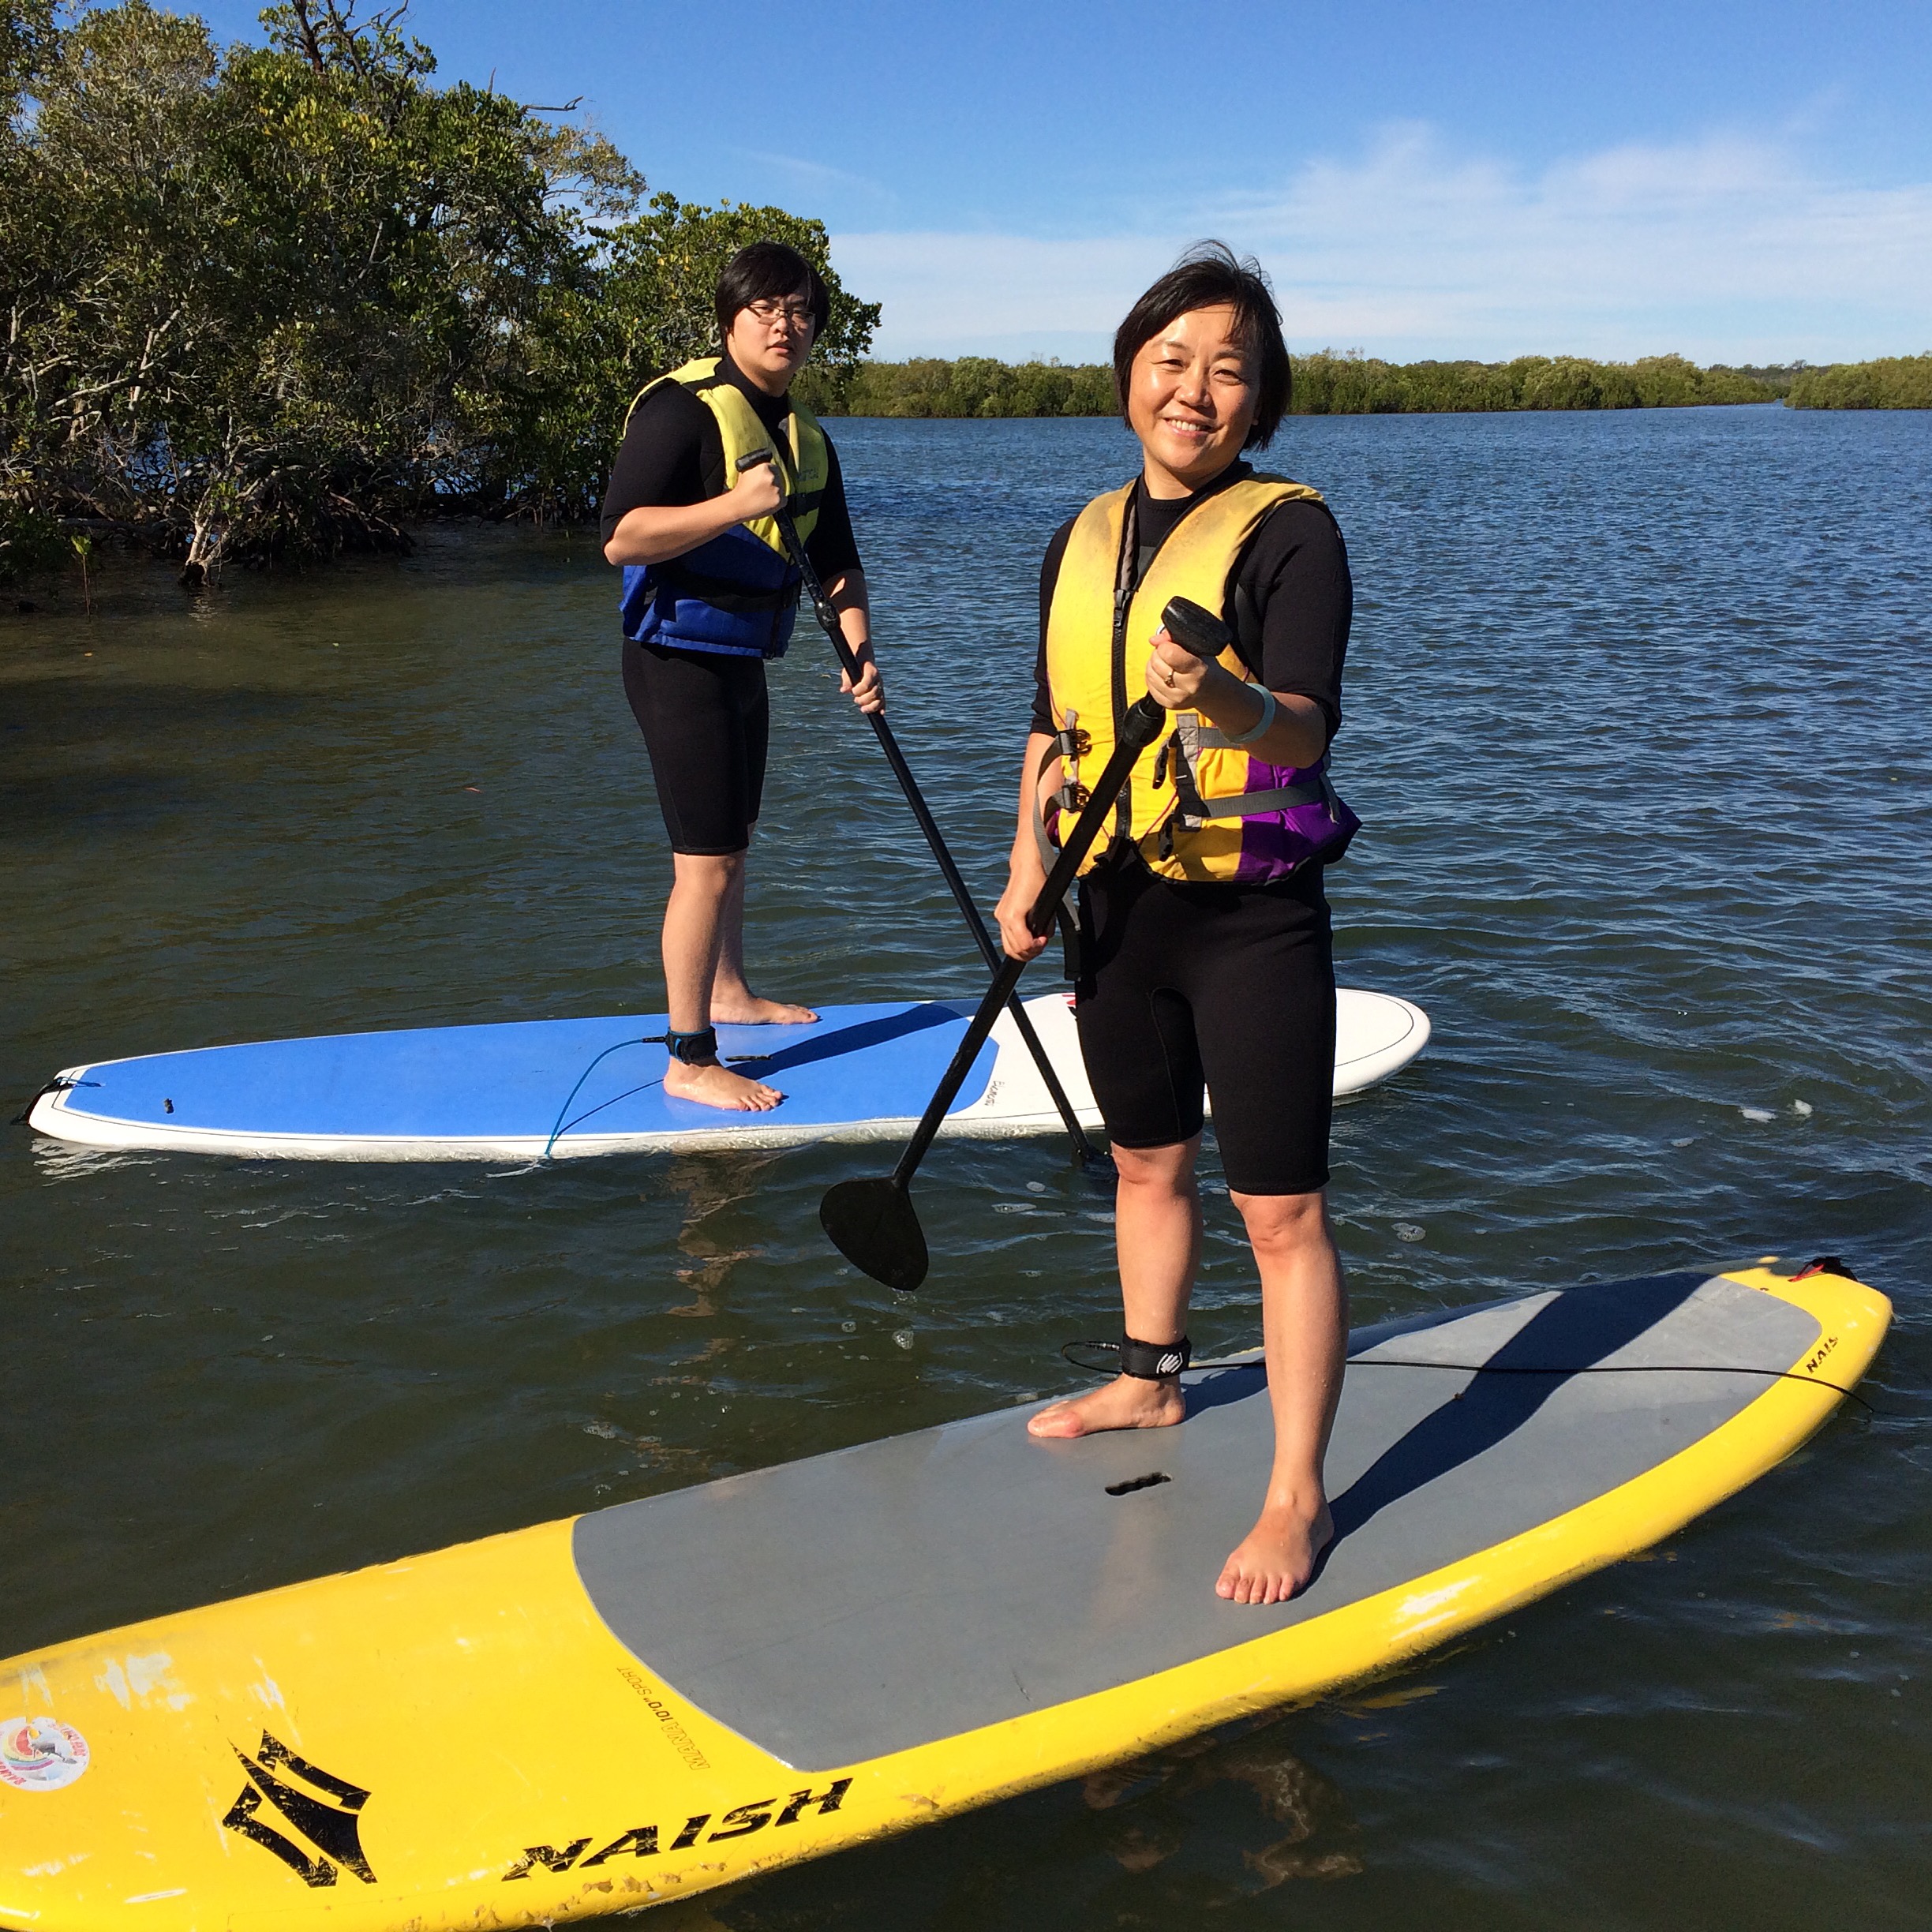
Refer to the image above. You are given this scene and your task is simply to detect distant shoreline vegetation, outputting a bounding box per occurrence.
[1786,354,1932,410]
[794,352,1931,420]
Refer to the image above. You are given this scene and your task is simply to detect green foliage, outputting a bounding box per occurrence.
[0,0,877,578]
[606,196,878,381]
[0,0,57,103]
[797,356,1114,418]
[1787,354,1932,410]
[1288,351,1776,414]
[811,351,1783,421]
[0,498,67,585]
[1708,364,1798,398]
[498,193,879,522]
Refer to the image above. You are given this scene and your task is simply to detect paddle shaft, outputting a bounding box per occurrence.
[883,693,1166,1189]
[743,451,1104,1162]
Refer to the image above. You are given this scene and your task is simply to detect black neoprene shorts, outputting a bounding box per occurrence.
[1073,859,1335,1196]
[622,641,769,856]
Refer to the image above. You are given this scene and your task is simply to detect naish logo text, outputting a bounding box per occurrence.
[222,1732,377,1889]
[503,1778,852,1881]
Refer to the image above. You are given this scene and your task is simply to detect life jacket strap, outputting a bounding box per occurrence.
[1031,737,1069,877]
[1029,736,1110,923]
[1185,778,1330,821]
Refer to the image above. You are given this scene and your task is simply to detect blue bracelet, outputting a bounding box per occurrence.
[1220,684,1277,748]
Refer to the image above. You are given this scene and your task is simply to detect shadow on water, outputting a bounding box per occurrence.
[0,672,308,746]
[0,676,316,830]
[6,411,1932,1930]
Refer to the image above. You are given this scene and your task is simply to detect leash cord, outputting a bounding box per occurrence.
[541,1037,774,1158]
[1059,1342,1877,1414]
[543,1041,654,1161]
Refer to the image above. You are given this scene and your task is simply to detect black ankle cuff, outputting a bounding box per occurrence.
[1118,1334,1190,1380]
[656,1027,718,1065]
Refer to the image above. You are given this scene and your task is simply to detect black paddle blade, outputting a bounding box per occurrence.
[820,1177,928,1292]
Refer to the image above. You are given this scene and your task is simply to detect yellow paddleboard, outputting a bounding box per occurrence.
[0,1260,1887,1929]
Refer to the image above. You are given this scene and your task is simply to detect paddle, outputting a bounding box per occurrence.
[818,595,1233,1290]
[736,447,1106,1168]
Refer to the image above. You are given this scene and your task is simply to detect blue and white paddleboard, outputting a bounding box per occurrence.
[25,989,1429,1162]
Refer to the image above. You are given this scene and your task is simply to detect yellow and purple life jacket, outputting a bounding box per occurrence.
[1043,474,1359,884]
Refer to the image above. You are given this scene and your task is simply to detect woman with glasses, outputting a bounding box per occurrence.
[994,244,1356,1605]
[601,242,882,1112]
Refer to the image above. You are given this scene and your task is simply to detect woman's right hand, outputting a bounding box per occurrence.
[996,862,1053,963]
[731,458,784,523]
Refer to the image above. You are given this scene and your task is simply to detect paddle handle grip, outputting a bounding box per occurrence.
[1160,594,1233,659]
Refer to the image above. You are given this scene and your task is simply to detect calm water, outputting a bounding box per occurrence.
[4,406,1930,1928]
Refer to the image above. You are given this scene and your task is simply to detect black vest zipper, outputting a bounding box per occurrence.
[1109,475,1230,848]
[1109,493,1136,848]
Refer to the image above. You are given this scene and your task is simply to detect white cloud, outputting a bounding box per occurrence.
[733,148,894,206]
[834,125,1932,364]
[826,232,1170,357]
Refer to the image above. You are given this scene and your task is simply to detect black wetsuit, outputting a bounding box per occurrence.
[1035,469,1353,1195]
[601,357,863,856]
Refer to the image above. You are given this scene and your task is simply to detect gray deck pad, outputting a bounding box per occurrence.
[573,1272,1818,1770]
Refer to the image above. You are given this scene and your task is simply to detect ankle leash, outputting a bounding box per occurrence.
[646,1028,774,1069]
[650,1027,719,1066]
[1061,1335,1193,1380]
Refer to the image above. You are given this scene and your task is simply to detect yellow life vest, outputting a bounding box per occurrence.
[1043,470,1340,882]
[618,358,831,658]
[624,357,829,548]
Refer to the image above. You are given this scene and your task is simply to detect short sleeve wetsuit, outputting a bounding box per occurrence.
[1036,470,1353,1194]
[601,356,863,856]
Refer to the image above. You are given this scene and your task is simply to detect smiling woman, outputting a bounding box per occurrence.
[1109,256,1296,491]
[994,242,1361,1609]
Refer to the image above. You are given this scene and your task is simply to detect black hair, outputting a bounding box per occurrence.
[1111,241,1292,449]
[713,242,830,343]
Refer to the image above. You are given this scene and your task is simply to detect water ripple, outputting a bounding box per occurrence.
[3,406,1929,1927]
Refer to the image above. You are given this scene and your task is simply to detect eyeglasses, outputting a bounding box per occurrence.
[743,298,815,331]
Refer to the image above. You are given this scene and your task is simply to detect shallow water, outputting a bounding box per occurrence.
[4,404,1930,1927]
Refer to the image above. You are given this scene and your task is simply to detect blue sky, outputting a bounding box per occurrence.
[183,1,1932,363]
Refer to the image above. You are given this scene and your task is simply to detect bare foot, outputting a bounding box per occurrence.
[1215,1499,1333,1605]
[662,1059,784,1113]
[1028,1373,1186,1439]
[709,994,818,1025]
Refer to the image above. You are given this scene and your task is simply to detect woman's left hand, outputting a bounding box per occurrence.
[1146,627,1213,711]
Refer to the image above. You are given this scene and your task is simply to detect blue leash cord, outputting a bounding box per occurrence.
[541,1032,777,1159]
[542,1039,659,1162]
